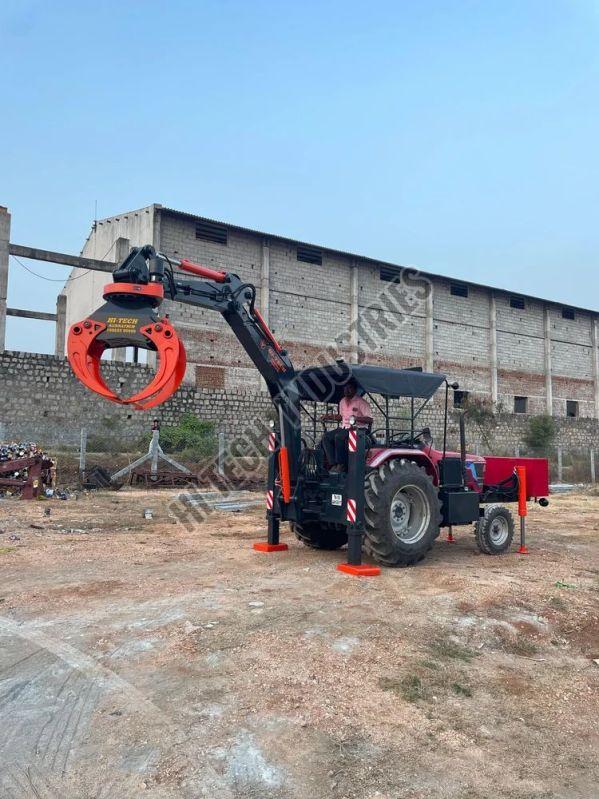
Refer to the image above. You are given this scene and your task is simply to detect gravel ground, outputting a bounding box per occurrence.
[0,488,597,799]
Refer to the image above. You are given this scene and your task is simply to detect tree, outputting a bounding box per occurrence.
[524,415,556,455]
[462,395,499,453]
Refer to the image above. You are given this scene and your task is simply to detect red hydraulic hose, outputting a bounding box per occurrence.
[252,306,284,353]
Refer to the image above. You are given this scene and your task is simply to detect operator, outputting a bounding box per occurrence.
[320,379,373,472]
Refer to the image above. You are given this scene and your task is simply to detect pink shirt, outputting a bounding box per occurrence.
[339,395,372,429]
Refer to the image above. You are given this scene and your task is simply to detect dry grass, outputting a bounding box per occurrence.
[0,489,597,798]
[428,636,478,662]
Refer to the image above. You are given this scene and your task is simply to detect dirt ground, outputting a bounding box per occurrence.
[0,488,598,799]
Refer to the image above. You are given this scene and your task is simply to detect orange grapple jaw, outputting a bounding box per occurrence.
[67,320,122,403]
[125,321,186,407]
[131,337,187,410]
[67,284,187,410]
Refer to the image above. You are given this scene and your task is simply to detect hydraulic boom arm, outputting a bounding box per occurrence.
[67,245,294,406]
[67,245,303,480]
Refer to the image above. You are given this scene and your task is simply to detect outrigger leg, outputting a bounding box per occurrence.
[337,427,380,577]
[253,424,288,553]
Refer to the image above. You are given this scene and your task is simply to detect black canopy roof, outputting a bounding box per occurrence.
[292,363,446,404]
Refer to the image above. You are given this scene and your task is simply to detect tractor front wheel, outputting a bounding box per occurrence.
[474,504,514,554]
[364,460,441,566]
[291,520,348,550]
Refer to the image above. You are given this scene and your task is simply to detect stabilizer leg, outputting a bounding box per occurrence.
[253,429,288,553]
[253,512,288,552]
[336,428,380,577]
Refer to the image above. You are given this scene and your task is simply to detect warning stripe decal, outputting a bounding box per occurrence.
[266,489,274,510]
[348,429,357,453]
[346,498,356,523]
[268,432,276,452]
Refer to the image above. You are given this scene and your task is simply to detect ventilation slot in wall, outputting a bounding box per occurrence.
[380,266,402,282]
[453,389,469,408]
[195,221,228,245]
[297,245,322,265]
[450,282,469,298]
[561,307,575,320]
[510,296,525,310]
[514,396,528,414]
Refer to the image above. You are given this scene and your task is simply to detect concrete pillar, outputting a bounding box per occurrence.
[217,431,225,477]
[111,237,130,362]
[0,206,11,353]
[260,238,270,322]
[257,238,271,392]
[147,210,161,372]
[557,446,563,482]
[79,428,87,479]
[55,293,67,356]
[425,282,434,372]
[592,317,599,420]
[349,258,359,362]
[544,306,553,415]
[489,293,498,407]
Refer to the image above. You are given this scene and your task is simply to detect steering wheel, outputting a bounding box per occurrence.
[370,428,432,448]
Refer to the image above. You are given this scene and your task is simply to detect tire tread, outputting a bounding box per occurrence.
[363,460,442,567]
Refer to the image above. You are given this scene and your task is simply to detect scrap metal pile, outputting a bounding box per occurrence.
[0,441,55,499]
[1,441,42,462]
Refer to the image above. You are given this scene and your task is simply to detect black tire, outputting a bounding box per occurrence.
[474,504,514,555]
[364,460,442,566]
[291,520,348,550]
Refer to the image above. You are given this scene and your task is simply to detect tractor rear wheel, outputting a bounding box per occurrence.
[474,504,514,554]
[364,460,441,566]
[291,520,348,550]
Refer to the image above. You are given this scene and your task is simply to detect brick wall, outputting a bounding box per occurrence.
[62,206,599,422]
[1,352,598,456]
[155,210,598,418]
[0,351,272,448]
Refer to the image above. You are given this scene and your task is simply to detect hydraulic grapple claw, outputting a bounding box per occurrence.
[67,282,186,409]
[68,320,122,402]
[124,319,185,406]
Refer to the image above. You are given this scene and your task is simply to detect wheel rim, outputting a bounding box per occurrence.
[489,515,509,546]
[390,484,431,544]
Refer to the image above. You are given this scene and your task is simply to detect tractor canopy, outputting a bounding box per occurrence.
[292,363,446,404]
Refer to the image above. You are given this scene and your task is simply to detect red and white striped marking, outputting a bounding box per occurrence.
[348,429,357,453]
[268,431,276,452]
[266,489,274,510]
[346,498,357,523]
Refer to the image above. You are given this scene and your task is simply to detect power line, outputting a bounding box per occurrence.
[10,255,89,282]
[9,237,119,283]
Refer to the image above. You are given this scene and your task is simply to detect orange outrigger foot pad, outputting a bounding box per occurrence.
[252,542,289,552]
[337,563,381,577]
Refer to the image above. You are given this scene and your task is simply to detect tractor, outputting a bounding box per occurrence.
[67,245,549,570]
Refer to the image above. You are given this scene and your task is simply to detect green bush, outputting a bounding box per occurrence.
[524,415,556,455]
[139,414,217,461]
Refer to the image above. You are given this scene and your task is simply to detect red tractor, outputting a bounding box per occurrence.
[282,363,548,566]
[67,245,549,570]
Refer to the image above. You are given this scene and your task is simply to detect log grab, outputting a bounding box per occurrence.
[67,245,287,410]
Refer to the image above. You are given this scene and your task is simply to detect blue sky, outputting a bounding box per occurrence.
[1,0,598,353]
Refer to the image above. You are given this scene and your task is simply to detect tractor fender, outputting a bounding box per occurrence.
[367,449,438,485]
